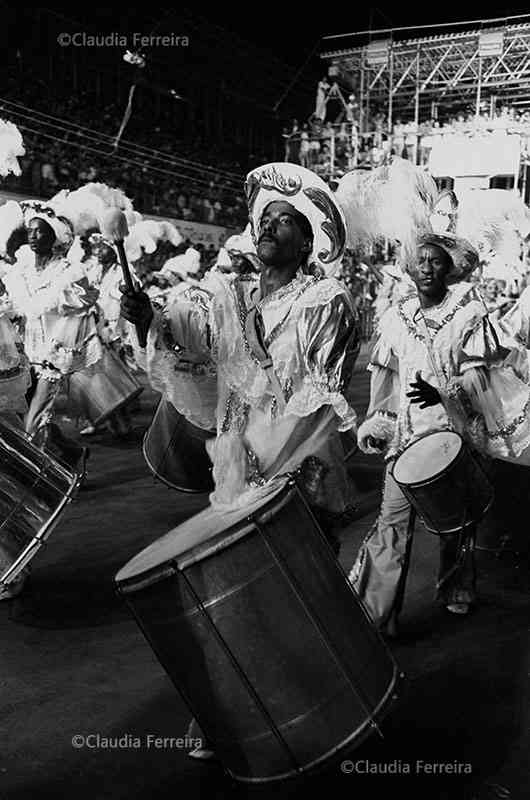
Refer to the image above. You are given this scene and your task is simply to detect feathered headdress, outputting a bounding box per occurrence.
[124,219,182,263]
[21,200,74,254]
[50,182,141,236]
[334,156,439,264]
[0,119,25,177]
[160,247,201,283]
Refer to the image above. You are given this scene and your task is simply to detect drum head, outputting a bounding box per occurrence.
[115,477,290,586]
[393,431,462,486]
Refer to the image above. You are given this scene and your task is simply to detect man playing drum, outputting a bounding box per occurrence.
[120,162,360,552]
[349,233,530,636]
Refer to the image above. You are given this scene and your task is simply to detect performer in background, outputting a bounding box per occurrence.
[3,204,101,469]
[349,233,530,636]
[121,162,360,550]
[68,235,143,438]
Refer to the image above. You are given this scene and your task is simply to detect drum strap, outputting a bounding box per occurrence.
[415,309,466,431]
[245,306,286,415]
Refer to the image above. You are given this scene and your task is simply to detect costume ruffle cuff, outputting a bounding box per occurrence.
[284,372,357,432]
[357,411,397,454]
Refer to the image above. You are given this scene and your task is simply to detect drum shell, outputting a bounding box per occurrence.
[393,440,493,534]
[67,348,143,426]
[142,396,215,494]
[0,420,80,583]
[116,484,399,782]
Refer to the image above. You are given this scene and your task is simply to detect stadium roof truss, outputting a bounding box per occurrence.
[321,22,530,123]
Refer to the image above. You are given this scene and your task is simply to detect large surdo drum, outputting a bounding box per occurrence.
[0,419,82,585]
[142,396,215,493]
[115,477,401,782]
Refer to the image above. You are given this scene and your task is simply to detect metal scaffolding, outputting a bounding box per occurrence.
[321,21,530,130]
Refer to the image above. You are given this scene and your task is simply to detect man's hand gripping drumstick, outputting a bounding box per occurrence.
[101,209,153,348]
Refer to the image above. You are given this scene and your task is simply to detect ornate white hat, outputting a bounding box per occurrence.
[245,162,346,276]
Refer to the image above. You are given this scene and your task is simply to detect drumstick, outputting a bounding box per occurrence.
[100,209,147,348]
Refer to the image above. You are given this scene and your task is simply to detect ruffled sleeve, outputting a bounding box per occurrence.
[57,273,100,315]
[134,286,218,430]
[357,308,400,453]
[448,306,530,460]
[283,285,359,432]
[498,287,530,349]
[458,312,509,372]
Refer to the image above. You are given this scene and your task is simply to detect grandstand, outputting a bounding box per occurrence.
[301,14,530,199]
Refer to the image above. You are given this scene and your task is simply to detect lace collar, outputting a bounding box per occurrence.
[398,283,476,341]
[247,268,308,309]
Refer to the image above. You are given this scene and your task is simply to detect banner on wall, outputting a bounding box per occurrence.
[145,214,238,249]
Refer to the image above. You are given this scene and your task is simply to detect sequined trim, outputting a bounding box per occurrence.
[487,395,530,440]
[246,447,265,486]
[233,275,320,365]
[374,409,397,420]
[221,391,250,434]
[398,290,476,343]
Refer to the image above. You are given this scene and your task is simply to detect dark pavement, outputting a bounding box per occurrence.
[1,345,529,800]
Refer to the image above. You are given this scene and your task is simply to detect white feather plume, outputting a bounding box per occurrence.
[0,119,25,177]
[224,223,256,254]
[454,189,530,261]
[50,182,141,235]
[0,201,24,255]
[124,219,182,263]
[335,157,438,262]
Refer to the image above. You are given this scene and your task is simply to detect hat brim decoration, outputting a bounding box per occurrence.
[245,162,346,276]
[416,232,479,284]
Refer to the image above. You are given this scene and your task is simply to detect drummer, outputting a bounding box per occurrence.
[349,233,530,635]
[120,162,360,551]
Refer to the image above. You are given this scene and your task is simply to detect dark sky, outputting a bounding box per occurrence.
[200,5,530,63]
[21,5,530,66]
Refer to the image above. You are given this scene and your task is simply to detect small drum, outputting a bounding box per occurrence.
[67,347,143,427]
[392,430,494,534]
[115,478,400,782]
[142,396,215,494]
[0,419,82,585]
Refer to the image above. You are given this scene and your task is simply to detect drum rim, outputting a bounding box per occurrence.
[91,385,143,426]
[224,663,402,784]
[0,432,84,585]
[391,429,463,488]
[116,478,294,588]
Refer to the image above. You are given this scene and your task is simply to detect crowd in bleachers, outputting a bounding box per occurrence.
[283,102,530,176]
[1,69,258,228]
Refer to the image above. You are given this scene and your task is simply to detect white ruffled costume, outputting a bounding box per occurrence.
[358,282,530,462]
[4,247,102,381]
[133,162,360,513]
[138,271,358,512]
